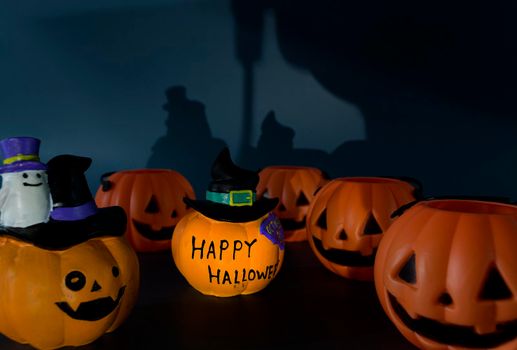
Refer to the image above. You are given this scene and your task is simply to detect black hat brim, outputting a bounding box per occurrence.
[0,206,127,250]
[184,197,279,223]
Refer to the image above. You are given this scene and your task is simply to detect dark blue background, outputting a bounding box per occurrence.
[1,0,516,200]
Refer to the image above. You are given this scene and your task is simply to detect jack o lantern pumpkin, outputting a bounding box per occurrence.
[0,236,139,350]
[95,169,195,252]
[374,199,517,350]
[257,166,328,242]
[172,148,284,297]
[172,211,284,297]
[0,154,139,350]
[306,177,418,281]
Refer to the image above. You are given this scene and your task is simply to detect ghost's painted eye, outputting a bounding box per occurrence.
[22,173,28,179]
[36,173,42,178]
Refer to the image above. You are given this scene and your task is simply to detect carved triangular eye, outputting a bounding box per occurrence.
[296,192,309,206]
[145,195,160,213]
[480,266,513,300]
[262,190,270,198]
[278,203,287,211]
[398,253,416,284]
[316,209,327,230]
[364,213,382,235]
[171,210,178,218]
[338,229,348,240]
[438,292,453,306]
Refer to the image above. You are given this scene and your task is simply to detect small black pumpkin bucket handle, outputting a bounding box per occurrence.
[100,171,116,192]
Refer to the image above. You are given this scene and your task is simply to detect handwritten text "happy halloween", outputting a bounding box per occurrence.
[191,236,280,285]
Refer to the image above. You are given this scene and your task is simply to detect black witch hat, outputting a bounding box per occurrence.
[184,148,278,222]
[0,155,126,250]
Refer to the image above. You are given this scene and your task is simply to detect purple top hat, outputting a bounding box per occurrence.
[0,137,47,174]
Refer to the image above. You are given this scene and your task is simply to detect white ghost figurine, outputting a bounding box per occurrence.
[0,137,52,228]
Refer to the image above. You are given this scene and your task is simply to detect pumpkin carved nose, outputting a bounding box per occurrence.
[438,292,453,306]
[91,280,102,292]
[145,196,160,213]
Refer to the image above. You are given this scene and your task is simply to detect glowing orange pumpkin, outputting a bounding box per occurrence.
[95,169,195,252]
[257,166,328,242]
[374,199,517,350]
[0,235,139,350]
[306,177,417,280]
[172,211,284,297]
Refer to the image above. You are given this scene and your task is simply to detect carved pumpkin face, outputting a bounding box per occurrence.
[95,169,195,252]
[171,211,285,297]
[306,177,416,281]
[257,166,328,242]
[0,236,139,349]
[374,199,517,350]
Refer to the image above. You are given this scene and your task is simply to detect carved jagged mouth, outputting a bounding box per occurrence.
[388,293,517,348]
[23,182,42,187]
[56,286,126,321]
[280,217,306,231]
[132,220,175,241]
[311,236,376,267]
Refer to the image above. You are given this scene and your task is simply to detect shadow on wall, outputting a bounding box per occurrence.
[27,1,367,191]
[264,0,517,198]
[147,87,226,197]
[145,0,516,200]
[147,87,330,196]
[230,0,336,176]
[148,0,517,199]
[239,111,330,172]
[3,0,514,199]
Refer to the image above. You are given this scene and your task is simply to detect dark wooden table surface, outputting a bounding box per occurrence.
[0,242,415,349]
